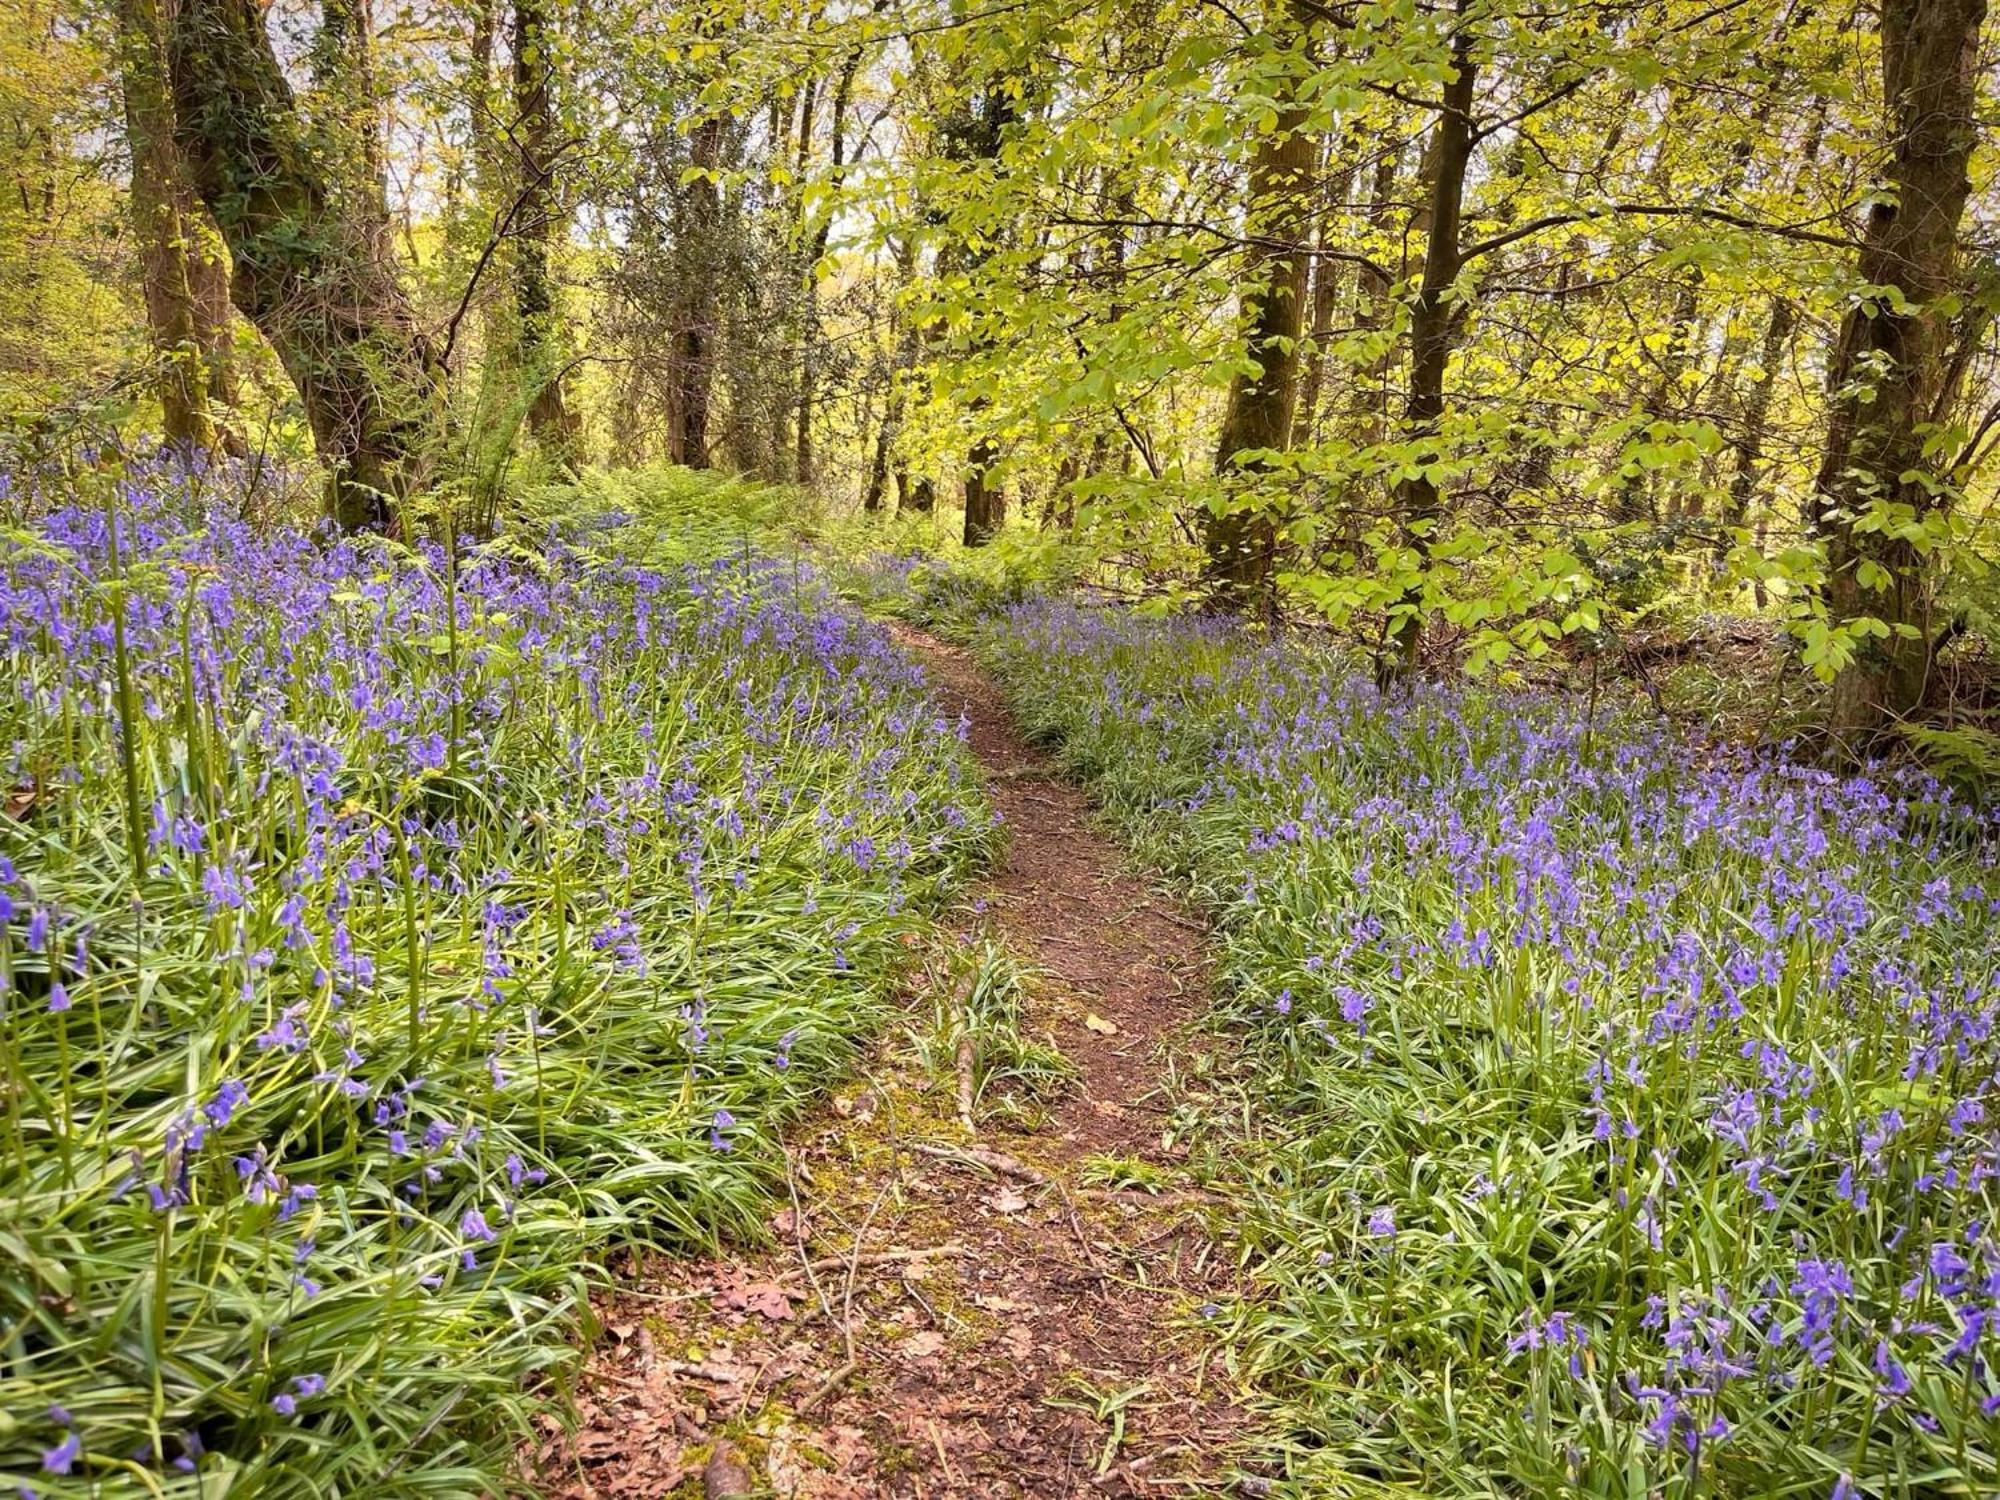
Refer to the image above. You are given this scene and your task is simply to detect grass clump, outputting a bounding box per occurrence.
[909,940,1073,1128]
[0,459,993,1494]
[976,597,2000,1499]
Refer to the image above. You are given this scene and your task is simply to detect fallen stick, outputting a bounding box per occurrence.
[955,1035,976,1130]
[911,1141,1047,1184]
[796,1356,859,1415]
[788,1245,969,1278]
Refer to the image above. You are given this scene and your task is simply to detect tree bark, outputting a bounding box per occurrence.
[310,0,389,253]
[1205,0,1314,610]
[796,46,862,489]
[119,0,236,454]
[1383,17,1476,675]
[1813,0,1987,745]
[864,235,920,514]
[168,0,440,532]
[1294,130,1359,448]
[672,113,725,468]
[963,430,1004,544]
[1719,295,1799,550]
[513,0,579,460]
[950,84,1015,548]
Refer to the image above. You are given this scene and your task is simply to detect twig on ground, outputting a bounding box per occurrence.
[788,1245,968,1278]
[911,1140,1048,1183]
[955,1034,976,1129]
[796,1357,859,1415]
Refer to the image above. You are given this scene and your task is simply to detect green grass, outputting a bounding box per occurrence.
[973,598,2000,1499]
[0,460,995,1495]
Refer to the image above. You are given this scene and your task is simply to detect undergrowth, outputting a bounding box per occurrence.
[0,460,994,1495]
[976,598,2000,1499]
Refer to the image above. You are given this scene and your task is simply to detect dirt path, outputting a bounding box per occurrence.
[538,627,1245,1498]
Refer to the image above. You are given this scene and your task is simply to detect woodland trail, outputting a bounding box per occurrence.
[538,626,1250,1498]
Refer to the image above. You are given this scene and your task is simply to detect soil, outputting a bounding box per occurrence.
[535,626,1249,1498]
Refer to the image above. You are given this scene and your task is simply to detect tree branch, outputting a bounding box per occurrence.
[1459,201,1853,265]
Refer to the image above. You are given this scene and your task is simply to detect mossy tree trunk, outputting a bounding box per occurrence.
[513,0,579,462]
[1206,0,1314,613]
[118,0,236,455]
[167,0,440,533]
[1813,0,1988,747]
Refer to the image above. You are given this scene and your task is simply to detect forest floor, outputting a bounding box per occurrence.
[535,627,1252,1498]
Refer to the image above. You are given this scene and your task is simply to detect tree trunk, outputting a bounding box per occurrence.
[310,0,389,254]
[119,0,236,454]
[1813,0,1987,745]
[1348,145,1400,445]
[865,235,919,514]
[169,0,440,532]
[1718,295,1799,552]
[513,0,579,461]
[796,49,862,490]
[1205,0,1314,611]
[1384,19,1476,675]
[950,84,1015,548]
[963,431,1004,544]
[1294,131,1360,448]
[673,113,725,468]
[863,415,892,512]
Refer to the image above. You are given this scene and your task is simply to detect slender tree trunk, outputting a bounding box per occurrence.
[1384,18,1476,675]
[169,0,440,532]
[864,237,918,514]
[1716,97,1826,559]
[954,85,1015,547]
[1205,0,1314,610]
[119,0,236,454]
[795,50,860,490]
[1295,132,1359,447]
[863,417,893,512]
[1813,0,1987,745]
[673,113,725,468]
[513,0,578,460]
[1719,296,1799,549]
[310,0,389,252]
[1349,145,1400,445]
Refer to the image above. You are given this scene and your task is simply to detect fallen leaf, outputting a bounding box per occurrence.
[715,1273,799,1321]
[740,1283,796,1321]
[1084,1012,1118,1035]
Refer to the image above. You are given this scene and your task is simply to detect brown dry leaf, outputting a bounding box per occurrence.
[766,1420,873,1499]
[988,1185,1030,1214]
[713,1268,799,1321]
[740,1282,796,1321]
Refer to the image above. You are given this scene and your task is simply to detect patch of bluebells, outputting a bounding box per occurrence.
[980,599,2000,1494]
[0,463,993,1491]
